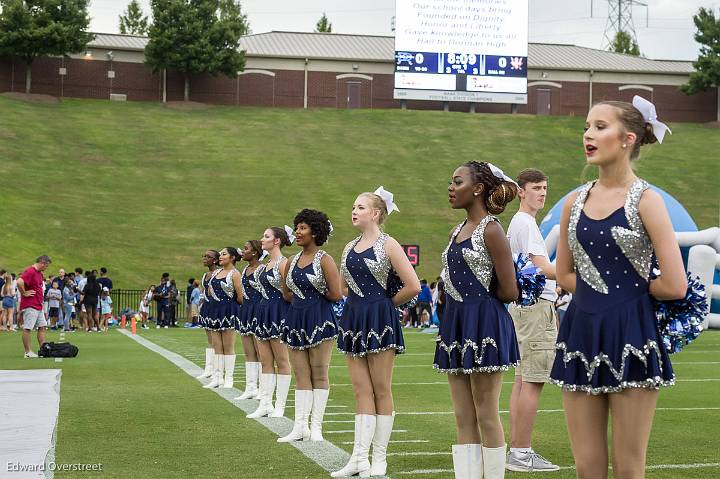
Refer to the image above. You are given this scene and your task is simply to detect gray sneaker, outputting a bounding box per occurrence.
[506,449,560,472]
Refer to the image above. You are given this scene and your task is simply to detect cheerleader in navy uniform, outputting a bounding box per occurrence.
[202,247,244,389]
[434,161,520,479]
[196,249,220,380]
[247,227,293,419]
[277,209,342,443]
[551,97,685,478]
[332,188,420,478]
[234,240,264,400]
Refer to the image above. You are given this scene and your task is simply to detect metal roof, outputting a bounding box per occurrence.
[89,33,148,51]
[88,31,694,74]
[527,43,694,74]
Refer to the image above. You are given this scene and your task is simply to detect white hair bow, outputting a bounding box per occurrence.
[374,186,400,215]
[284,225,296,245]
[487,163,518,186]
[632,95,671,144]
[260,250,269,261]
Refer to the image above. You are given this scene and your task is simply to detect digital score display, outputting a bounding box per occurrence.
[394,0,528,104]
[402,245,420,267]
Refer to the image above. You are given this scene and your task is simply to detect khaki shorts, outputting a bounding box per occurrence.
[510,299,558,383]
[191,304,199,317]
[22,308,47,331]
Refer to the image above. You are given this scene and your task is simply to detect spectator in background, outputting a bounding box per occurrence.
[190,280,201,327]
[138,284,155,330]
[47,280,62,330]
[168,279,179,327]
[1,272,14,331]
[76,270,88,330]
[17,255,52,358]
[154,273,170,328]
[81,272,101,332]
[186,278,195,325]
[43,277,51,321]
[62,280,76,332]
[435,279,445,324]
[97,267,113,292]
[416,279,433,327]
[100,287,113,331]
[12,273,20,330]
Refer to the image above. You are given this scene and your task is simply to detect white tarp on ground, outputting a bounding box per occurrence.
[0,369,61,479]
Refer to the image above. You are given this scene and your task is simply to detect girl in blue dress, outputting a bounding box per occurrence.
[434,161,520,478]
[247,227,293,419]
[234,240,264,401]
[202,247,244,389]
[551,97,686,478]
[196,249,220,380]
[278,209,342,443]
[332,188,420,478]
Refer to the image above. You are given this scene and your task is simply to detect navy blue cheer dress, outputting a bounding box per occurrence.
[337,234,406,356]
[254,259,290,340]
[203,269,241,331]
[236,264,263,336]
[280,250,338,349]
[433,216,520,374]
[549,179,674,394]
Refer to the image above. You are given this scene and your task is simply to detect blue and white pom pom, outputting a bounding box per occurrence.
[653,272,707,354]
[514,253,547,307]
[332,297,346,318]
[387,269,418,312]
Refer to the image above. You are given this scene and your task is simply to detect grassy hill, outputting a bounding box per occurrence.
[0,97,717,287]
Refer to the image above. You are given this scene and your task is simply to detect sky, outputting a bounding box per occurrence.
[89,0,717,61]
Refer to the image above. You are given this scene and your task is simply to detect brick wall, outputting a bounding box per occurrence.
[0,56,715,122]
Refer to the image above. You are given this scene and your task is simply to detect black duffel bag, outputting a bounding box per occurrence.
[38,342,79,358]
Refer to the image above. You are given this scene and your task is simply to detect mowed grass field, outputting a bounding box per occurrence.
[0,96,718,287]
[1,327,718,478]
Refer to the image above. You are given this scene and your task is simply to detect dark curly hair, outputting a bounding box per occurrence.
[462,161,518,214]
[293,208,332,246]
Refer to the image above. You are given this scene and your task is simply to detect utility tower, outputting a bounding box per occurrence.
[597,0,648,49]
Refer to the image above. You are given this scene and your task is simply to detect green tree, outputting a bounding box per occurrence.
[681,7,720,95]
[145,0,248,101]
[315,12,332,33]
[610,30,641,56]
[0,0,93,94]
[119,0,150,35]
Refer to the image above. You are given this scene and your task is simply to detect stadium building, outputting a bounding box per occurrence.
[0,31,717,122]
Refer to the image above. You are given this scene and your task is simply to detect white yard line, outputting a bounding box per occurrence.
[325,430,408,434]
[325,407,720,417]
[396,462,720,475]
[330,378,720,387]
[118,330,356,476]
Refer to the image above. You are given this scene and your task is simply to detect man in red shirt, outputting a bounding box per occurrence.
[17,255,52,358]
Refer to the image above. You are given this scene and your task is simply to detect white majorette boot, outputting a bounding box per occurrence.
[369,412,395,476]
[247,373,276,418]
[203,353,224,389]
[235,361,260,400]
[277,389,312,442]
[452,444,483,479]
[330,414,376,477]
[309,388,329,441]
[482,444,506,479]
[196,348,214,379]
[221,354,235,388]
[270,374,292,417]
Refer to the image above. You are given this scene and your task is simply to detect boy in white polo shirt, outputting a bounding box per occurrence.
[506,169,560,472]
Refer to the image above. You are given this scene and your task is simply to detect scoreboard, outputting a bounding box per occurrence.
[393,0,529,104]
